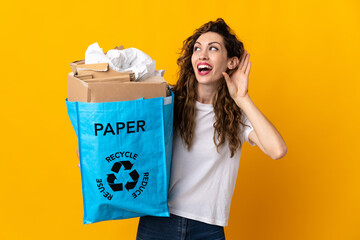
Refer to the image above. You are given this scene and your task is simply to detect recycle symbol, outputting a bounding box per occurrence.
[107,161,139,192]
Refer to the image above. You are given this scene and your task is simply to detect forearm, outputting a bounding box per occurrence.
[235,94,287,158]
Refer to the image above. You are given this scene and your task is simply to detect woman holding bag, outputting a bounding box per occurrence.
[137,18,287,240]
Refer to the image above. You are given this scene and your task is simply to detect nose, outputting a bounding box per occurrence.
[199,50,209,60]
[199,54,209,60]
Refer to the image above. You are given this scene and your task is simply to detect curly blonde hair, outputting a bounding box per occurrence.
[172,18,249,157]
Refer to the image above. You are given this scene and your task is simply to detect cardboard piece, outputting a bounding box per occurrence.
[77,69,135,81]
[82,75,131,83]
[70,44,124,73]
[77,74,93,80]
[70,45,134,81]
[70,59,85,74]
[71,61,135,81]
[77,63,109,71]
[68,45,167,103]
[67,74,169,103]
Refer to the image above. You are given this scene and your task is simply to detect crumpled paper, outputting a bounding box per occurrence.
[84,42,163,81]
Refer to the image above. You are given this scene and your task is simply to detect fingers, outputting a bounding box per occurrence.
[238,51,245,69]
[222,72,231,83]
[241,53,250,72]
[239,50,247,69]
[245,61,251,77]
[222,72,235,94]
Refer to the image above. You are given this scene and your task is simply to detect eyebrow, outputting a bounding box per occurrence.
[195,41,221,46]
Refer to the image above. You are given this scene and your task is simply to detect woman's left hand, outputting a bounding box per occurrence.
[222,50,251,102]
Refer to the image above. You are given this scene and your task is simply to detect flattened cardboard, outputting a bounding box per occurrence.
[67,74,168,103]
[82,75,131,83]
[70,45,135,81]
[77,68,134,80]
[70,59,85,73]
[70,45,124,73]
[77,63,109,71]
[68,44,166,103]
[77,74,93,80]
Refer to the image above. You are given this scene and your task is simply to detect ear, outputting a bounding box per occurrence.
[227,57,239,70]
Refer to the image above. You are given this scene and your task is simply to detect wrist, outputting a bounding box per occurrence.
[235,93,251,108]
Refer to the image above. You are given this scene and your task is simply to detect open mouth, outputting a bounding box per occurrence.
[197,63,213,75]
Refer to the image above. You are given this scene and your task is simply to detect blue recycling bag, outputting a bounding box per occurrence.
[66,91,174,224]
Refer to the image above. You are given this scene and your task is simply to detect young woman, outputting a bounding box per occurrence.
[136,18,287,240]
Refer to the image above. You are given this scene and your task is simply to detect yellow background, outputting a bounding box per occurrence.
[0,0,359,239]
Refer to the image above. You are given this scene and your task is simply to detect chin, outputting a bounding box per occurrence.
[195,74,223,86]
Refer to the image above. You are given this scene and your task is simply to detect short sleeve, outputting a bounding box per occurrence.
[241,111,255,146]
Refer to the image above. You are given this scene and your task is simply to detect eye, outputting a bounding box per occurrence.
[209,46,218,51]
[194,46,200,51]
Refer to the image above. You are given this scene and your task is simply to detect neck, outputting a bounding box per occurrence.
[196,82,219,104]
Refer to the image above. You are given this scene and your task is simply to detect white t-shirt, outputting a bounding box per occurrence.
[168,101,255,226]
